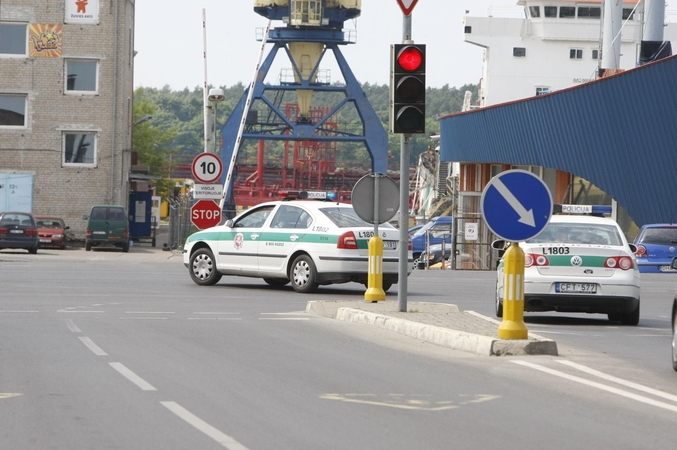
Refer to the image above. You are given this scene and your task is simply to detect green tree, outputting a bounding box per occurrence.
[132,90,180,199]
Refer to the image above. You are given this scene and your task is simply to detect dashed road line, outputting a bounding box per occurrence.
[65,319,81,333]
[109,362,156,391]
[79,337,107,356]
[161,401,250,450]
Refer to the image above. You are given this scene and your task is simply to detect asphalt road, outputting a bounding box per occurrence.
[1,245,676,449]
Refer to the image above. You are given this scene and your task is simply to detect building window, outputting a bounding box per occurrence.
[63,132,97,167]
[622,9,635,20]
[569,49,583,59]
[65,60,98,93]
[0,23,28,56]
[513,47,526,57]
[559,7,575,18]
[464,26,472,34]
[578,7,601,19]
[0,94,27,127]
[544,7,557,18]
[536,87,551,96]
[592,49,600,60]
[529,6,540,18]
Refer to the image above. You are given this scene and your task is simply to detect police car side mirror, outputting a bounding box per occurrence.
[491,239,506,250]
[628,244,637,253]
[225,219,234,228]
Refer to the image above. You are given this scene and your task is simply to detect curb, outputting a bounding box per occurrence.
[308,301,558,357]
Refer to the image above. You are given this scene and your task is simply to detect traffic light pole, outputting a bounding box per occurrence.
[398,14,413,313]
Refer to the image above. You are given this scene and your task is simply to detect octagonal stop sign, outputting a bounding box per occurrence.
[191,199,221,230]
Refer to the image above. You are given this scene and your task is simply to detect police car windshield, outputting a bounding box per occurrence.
[319,207,394,229]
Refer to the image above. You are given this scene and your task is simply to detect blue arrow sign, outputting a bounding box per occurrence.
[481,170,553,241]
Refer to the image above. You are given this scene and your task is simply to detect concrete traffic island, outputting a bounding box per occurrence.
[305,300,558,357]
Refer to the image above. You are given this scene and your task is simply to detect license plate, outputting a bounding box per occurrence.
[556,282,597,293]
[660,265,677,272]
[39,239,51,243]
[9,229,24,234]
[384,240,397,250]
[92,231,107,235]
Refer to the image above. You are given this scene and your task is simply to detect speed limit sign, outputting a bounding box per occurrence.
[191,153,223,183]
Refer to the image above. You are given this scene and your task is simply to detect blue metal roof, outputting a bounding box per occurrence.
[439,54,677,226]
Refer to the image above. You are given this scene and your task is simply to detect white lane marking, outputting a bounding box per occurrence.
[118,317,169,320]
[193,312,240,315]
[0,310,39,313]
[160,401,250,450]
[79,337,107,356]
[125,311,175,314]
[512,361,677,413]
[57,310,104,313]
[188,318,242,321]
[258,318,309,321]
[66,319,81,333]
[557,360,677,403]
[109,362,157,391]
[260,312,305,315]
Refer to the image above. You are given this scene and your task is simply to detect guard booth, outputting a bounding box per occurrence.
[129,191,156,247]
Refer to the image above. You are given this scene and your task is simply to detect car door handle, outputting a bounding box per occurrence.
[251,233,259,240]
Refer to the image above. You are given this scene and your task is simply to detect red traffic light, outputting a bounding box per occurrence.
[397,46,424,72]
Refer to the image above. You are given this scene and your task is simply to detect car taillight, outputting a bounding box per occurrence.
[605,256,634,270]
[0,227,7,235]
[86,228,92,238]
[525,253,549,267]
[635,244,647,258]
[337,231,358,250]
[25,228,37,235]
[123,229,129,239]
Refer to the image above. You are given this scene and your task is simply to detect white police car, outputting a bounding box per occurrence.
[183,194,412,293]
[493,214,641,325]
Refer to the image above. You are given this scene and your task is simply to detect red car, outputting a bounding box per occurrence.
[35,216,69,249]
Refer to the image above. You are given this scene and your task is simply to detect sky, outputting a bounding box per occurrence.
[133,0,522,91]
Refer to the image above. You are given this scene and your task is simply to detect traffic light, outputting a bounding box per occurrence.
[390,44,426,134]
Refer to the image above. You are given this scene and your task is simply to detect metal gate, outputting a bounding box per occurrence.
[451,192,498,270]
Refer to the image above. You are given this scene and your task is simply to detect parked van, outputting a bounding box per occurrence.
[85,205,130,252]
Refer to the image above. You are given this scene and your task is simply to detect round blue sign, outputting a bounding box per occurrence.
[481,170,553,242]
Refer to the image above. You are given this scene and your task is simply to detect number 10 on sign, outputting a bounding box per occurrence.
[192,153,223,184]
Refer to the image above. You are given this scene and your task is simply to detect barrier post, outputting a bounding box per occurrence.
[365,235,386,302]
[498,243,528,339]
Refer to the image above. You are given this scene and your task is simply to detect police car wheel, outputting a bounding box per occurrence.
[189,248,222,286]
[290,255,319,293]
[264,278,290,287]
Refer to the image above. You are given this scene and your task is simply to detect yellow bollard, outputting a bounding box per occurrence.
[498,243,529,339]
[364,235,386,302]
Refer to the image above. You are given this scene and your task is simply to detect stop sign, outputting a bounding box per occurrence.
[190,199,222,230]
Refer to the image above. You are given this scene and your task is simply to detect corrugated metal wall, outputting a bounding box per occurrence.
[439,54,677,226]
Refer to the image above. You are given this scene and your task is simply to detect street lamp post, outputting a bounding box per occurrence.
[208,88,225,154]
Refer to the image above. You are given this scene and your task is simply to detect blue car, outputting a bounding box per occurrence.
[633,224,677,273]
[411,216,453,259]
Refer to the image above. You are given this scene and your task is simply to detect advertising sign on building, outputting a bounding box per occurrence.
[65,0,100,25]
[29,25,62,57]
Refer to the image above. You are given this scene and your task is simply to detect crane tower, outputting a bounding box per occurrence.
[219,1,389,215]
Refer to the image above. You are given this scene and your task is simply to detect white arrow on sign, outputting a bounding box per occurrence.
[492,177,536,227]
[396,0,419,16]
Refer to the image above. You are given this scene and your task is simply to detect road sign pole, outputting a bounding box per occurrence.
[397,11,414,313]
[498,243,529,339]
[366,174,385,302]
